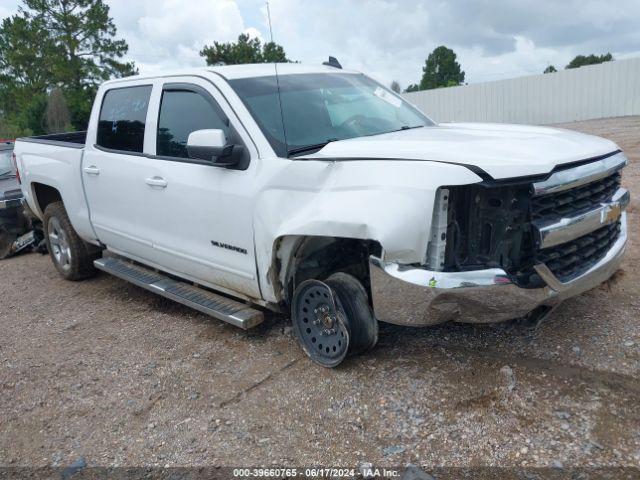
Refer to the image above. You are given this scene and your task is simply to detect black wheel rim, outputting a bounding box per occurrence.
[292,280,350,367]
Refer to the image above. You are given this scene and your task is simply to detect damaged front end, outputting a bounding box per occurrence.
[442,182,537,287]
[369,152,629,326]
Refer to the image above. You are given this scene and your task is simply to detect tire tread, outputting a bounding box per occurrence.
[325,272,378,355]
[43,202,99,281]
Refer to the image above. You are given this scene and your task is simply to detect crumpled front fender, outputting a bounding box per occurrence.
[253,159,482,303]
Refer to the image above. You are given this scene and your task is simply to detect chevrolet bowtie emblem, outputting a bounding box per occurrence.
[601,203,622,224]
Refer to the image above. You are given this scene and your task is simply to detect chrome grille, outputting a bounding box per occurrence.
[441,153,627,290]
[536,220,621,282]
[531,171,621,221]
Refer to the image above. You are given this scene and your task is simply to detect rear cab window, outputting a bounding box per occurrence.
[97,85,152,153]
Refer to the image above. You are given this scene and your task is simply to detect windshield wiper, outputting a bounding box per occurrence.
[287,139,337,157]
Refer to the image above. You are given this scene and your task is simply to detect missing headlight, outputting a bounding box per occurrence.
[443,183,539,287]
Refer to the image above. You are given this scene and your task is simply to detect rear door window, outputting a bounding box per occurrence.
[156,89,229,158]
[97,85,152,153]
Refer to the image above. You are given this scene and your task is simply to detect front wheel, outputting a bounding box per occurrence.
[43,202,99,280]
[325,272,378,355]
[291,273,378,367]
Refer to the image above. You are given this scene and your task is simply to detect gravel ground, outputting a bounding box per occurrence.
[1,116,639,471]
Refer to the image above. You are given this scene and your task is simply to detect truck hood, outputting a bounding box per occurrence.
[310,123,620,179]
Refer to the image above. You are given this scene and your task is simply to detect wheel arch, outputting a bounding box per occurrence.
[268,234,383,307]
[31,182,63,217]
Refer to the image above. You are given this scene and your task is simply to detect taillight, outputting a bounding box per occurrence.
[11,152,20,184]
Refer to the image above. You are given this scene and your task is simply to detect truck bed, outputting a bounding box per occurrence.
[18,131,86,149]
[14,131,96,241]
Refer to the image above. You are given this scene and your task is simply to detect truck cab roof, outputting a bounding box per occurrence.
[102,63,360,86]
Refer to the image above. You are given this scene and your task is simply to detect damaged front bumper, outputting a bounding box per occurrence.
[369,212,627,326]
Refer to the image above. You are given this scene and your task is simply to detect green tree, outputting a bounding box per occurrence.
[45,88,72,133]
[543,65,557,74]
[418,46,465,90]
[262,41,288,63]
[566,53,613,69]
[390,80,401,93]
[404,84,420,93]
[200,33,290,65]
[25,0,137,128]
[0,0,136,133]
[0,14,57,135]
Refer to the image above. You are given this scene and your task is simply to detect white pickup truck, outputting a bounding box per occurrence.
[15,63,630,367]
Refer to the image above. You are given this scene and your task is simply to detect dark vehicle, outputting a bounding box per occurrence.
[0,141,42,258]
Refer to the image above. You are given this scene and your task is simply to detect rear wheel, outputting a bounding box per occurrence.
[43,202,99,280]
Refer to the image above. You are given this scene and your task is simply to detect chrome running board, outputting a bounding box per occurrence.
[94,257,264,329]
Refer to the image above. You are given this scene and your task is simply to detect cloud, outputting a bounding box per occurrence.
[261,0,640,86]
[243,27,264,42]
[1,0,639,88]
[0,3,16,20]
[107,0,246,75]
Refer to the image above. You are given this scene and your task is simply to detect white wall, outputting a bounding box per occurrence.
[403,57,640,125]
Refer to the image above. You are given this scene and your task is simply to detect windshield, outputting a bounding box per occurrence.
[230,73,433,157]
[0,148,13,176]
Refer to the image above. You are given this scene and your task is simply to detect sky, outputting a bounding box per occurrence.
[1,0,639,89]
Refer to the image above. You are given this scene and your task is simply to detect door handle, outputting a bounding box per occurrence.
[145,176,168,188]
[83,165,100,175]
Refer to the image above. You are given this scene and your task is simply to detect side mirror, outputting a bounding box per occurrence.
[186,129,237,166]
